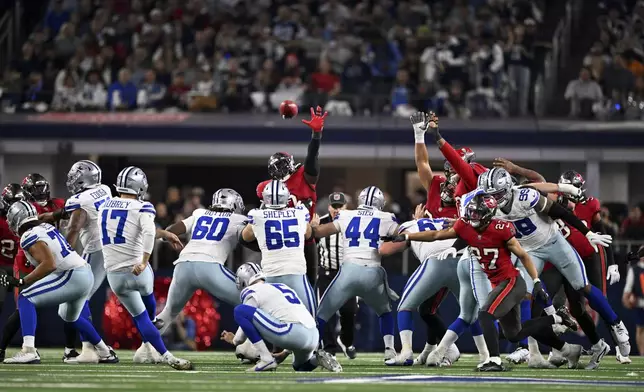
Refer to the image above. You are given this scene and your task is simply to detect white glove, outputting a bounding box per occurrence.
[557,183,582,197]
[409,112,428,143]
[437,247,457,261]
[607,264,620,285]
[585,231,612,252]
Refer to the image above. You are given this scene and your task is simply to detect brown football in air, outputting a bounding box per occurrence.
[279,100,298,119]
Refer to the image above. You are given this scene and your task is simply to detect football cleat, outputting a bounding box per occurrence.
[528,353,556,369]
[247,359,277,372]
[75,346,99,364]
[316,349,342,373]
[414,346,433,365]
[561,343,582,369]
[505,347,529,364]
[425,348,444,367]
[62,349,80,363]
[445,344,460,364]
[384,351,413,366]
[383,347,396,361]
[0,349,5,362]
[556,307,579,331]
[610,321,631,357]
[133,343,154,364]
[4,348,41,364]
[548,350,567,368]
[167,356,194,371]
[336,336,357,360]
[585,339,610,370]
[616,346,632,364]
[478,359,505,372]
[273,349,291,364]
[98,348,119,364]
[235,340,259,364]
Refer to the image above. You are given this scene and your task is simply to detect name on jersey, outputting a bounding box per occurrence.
[90,188,109,200]
[262,210,296,219]
[357,210,374,216]
[205,210,232,217]
[104,199,131,209]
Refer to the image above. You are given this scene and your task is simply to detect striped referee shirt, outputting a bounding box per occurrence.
[317,214,343,271]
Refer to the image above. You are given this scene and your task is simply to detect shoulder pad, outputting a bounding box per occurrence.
[140,201,156,216]
[240,288,255,303]
[398,220,416,234]
[64,196,82,212]
[20,229,41,250]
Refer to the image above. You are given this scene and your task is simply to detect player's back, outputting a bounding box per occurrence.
[99,197,155,272]
[453,218,518,285]
[64,185,112,253]
[20,223,85,272]
[400,218,454,261]
[494,186,557,251]
[334,207,398,266]
[241,282,316,328]
[0,217,18,266]
[177,208,248,264]
[249,206,309,276]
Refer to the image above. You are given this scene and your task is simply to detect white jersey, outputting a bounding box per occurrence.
[240,282,316,328]
[494,187,557,252]
[176,209,248,264]
[64,184,112,253]
[99,197,157,272]
[20,223,86,272]
[333,207,398,266]
[399,218,455,261]
[248,206,309,277]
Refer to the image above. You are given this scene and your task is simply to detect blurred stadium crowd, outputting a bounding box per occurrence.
[0,0,554,118]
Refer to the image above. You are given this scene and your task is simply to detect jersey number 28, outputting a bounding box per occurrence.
[265,219,300,250]
[346,217,381,248]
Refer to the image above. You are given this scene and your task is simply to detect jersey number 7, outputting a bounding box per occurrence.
[101,210,128,245]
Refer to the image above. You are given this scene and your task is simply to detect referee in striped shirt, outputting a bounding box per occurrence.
[316,192,357,359]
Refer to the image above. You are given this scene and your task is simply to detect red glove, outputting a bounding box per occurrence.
[301,106,328,133]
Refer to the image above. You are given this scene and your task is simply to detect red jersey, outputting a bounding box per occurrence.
[34,198,66,214]
[0,217,19,267]
[257,166,317,219]
[555,219,595,259]
[573,197,601,229]
[425,176,458,219]
[454,218,519,286]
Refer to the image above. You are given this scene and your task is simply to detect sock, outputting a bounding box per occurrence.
[447,317,469,336]
[379,312,395,345]
[72,316,102,346]
[397,310,413,332]
[400,330,413,352]
[528,337,540,354]
[23,335,35,349]
[478,311,500,357]
[79,302,93,342]
[437,330,459,352]
[234,305,262,343]
[544,305,556,315]
[470,319,483,336]
[133,311,168,355]
[383,334,394,349]
[520,300,531,346]
[473,333,489,360]
[252,340,274,362]
[421,343,436,354]
[17,295,37,337]
[82,341,93,350]
[585,286,618,324]
[1,310,21,350]
[142,293,157,321]
[316,316,327,346]
[421,312,447,344]
[94,340,110,356]
[162,351,175,361]
[64,321,77,350]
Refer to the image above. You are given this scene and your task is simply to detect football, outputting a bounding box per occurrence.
[279,100,298,119]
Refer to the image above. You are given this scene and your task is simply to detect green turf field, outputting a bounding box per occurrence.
[0,350,643,392]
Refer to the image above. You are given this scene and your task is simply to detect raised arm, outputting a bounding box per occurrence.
[301,106,328,185]
[493,158,546,183]
[411,112,434,190]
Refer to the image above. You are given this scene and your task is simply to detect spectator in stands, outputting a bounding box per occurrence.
[51,73,79,111]
[583,42,609,83]
[505,23,534,116]
[93,55,113,86]
[564,67,603,118]
[154,202,173,230]
[167,72,191,110]
[603,54,636,99]
[138,69,166,110]
[342,50,372,112]
[252,58,281,110]
[0,69,22,111]
[391,68,416,117]
[183,187,204,217]
[54,23,82,61]
[188,67,217,112]
[165,186,183,220]
[107,68,138,111]
[307,58,341,106]
[45,0,71,37]
[621,205,644,239]
[600,206,619,238]
[77,70,107,111]
[163,311,197,351]
[471,30,504,88]
[12,41,42,81]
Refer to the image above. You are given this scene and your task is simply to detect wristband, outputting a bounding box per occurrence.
[405,234,410,241]
[533,278,541,284]
[433,126,443,142]
[414,133,426,144]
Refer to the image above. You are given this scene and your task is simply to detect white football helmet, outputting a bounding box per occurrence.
[358,186,386,210]
[477,167,514,208]
[262,180,290,209]
[235,262,265,290]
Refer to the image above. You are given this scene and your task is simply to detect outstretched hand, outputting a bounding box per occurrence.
[301,106,328,133]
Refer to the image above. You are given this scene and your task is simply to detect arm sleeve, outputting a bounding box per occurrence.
[303,135,321,178]
[233,327,247,345]
[439,141,478,190]
[452,236,468,251]
[140,213,157,254]
[623,267,635,294]
[547,201,590,235]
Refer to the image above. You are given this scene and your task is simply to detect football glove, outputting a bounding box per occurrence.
[626,250,642,264]
[532,278,550,305]
[437,247,458,261]
[0,272,24,288]
[410,112,428,143]
[380,234,407,243]
[585,231,612,252]
[426,111,442,142]
[607,264,620,285]
[557,183,583,198]
[301,106,328,134]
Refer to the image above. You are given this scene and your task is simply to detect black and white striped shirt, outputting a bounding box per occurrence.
[317,214,343,271]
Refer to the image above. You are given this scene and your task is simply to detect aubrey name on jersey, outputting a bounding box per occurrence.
[20,223,86,272]
[333,207,398,266]
[247,205,310,277]
[399,218,455,261]
[176,208,248,264]
[240,282,316,328]
[99,197,156,272]
[64,184,112,253]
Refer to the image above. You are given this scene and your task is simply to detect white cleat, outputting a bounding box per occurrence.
[247,359,277,372]
[316,350,342,373]
[75,346,100,364]
[133,343,155,364]
[425,349,444,367]
[236,339,260,364]
[561,343,582,369]
[528,353,556,369]
[585,339,610,370]
[383,347,396,362]
[384,351,413,366]
[413,347,431,365]
[548,350,567,368]
[616,346,632,364]
[3,348,41,364]
[167,356,193,371]
[611,321,631,357]
[506,347,529,364]
[148,344,164,364]
[445,344,460,364]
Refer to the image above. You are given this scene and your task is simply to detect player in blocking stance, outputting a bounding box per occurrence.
[312,186,400,362]
[221,263,340,372]
[99,166,192,370]
[389,191,582,371]
[0,201,116,364]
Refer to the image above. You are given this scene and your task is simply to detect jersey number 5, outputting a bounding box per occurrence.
[101,210,128,245]
[265,219,300,250]
[272,283,301,304]
[346,217,381,248]
[470,247,499,270]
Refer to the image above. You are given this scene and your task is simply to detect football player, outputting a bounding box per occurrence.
[0,201,116,364]
[312,186,400,362]
[477,168,631,367]
[389,190,582,372]
[256,106,327,288]
[379,208,488,367]
[220,262,340,372]
[99,166,192,370]
[155,189,247,338]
